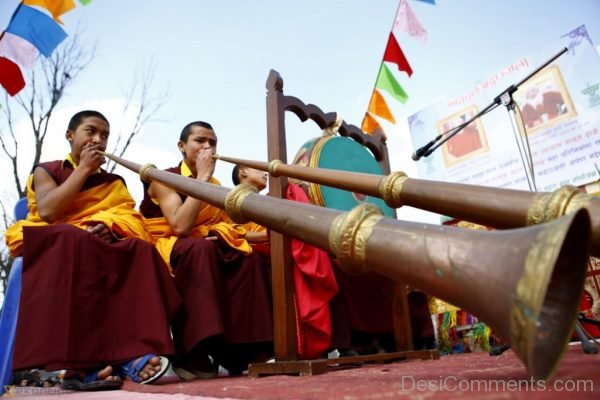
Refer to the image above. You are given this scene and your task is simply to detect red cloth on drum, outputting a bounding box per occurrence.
[286,184,339,359]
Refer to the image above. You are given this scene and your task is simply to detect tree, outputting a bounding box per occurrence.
[0,34,170,298]
[105,58,171,173]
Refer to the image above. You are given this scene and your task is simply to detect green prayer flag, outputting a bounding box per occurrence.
[79,0,92,5]
[375,63,408,104]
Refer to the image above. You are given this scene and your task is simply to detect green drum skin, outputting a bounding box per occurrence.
[292,136,394,218]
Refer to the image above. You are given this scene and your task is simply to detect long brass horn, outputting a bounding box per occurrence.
[215,154,600,257]
[102,151,590,381]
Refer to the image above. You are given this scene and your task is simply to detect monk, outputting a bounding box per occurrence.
[140,121,273,378]
[4,110,181,391]
[231,165,269,245]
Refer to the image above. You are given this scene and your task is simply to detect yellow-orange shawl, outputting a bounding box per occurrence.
[6,166,152,258]
[143,176,252,274]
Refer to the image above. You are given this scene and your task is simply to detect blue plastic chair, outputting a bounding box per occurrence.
[0,198,28,394]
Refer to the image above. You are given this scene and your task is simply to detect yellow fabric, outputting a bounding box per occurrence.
[5,167,153,258]
[243,221,267,233]
[143,172,252,274]
[23,0,76,24]
[180,160,194,178]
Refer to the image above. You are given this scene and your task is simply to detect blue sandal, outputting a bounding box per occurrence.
[120,354,170,384]
[61,369,122,391]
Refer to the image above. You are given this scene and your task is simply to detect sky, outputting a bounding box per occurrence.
[1,0,600,228]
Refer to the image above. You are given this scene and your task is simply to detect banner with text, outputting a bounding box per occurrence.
[408,25,600,191]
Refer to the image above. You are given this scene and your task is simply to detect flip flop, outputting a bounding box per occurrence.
[61,370,122,391]
[172,364,217,380]
[120,354,170,384]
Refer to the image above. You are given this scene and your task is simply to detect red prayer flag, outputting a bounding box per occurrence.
[0,56,26,96]
[383,32,413,77]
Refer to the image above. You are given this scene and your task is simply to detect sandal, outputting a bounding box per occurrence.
[172,354,217,380]
[61,369,122,391]
[120,354,170,384]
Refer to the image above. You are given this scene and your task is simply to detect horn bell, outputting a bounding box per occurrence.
[354,208,591,381]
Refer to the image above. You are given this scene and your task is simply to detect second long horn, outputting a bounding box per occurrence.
[215,153,600,257]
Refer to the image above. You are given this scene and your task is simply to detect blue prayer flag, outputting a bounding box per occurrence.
[414,0,436,4]
[6,4,68,57]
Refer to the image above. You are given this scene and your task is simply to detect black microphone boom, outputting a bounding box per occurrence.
[412,139,437,161]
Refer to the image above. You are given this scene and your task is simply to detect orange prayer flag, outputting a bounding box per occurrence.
[367,89,396,124]
[361,112,385,137]
[23,0,76,24]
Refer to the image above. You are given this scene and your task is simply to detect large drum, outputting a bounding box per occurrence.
[291,135,395,218]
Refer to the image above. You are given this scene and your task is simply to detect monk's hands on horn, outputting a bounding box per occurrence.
[195,146,216,182]
[80,142,106,174]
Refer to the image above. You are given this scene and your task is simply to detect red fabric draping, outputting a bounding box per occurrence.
[286,183,339,359]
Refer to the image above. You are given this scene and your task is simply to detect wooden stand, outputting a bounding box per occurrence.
[263,70,439,375]
[248,349,439,377]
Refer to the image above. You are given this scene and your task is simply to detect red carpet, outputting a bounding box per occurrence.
[6,344,600,399]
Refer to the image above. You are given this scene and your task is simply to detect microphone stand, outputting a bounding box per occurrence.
[415,47,569,192]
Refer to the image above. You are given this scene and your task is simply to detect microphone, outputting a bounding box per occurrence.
[411,140,436,161]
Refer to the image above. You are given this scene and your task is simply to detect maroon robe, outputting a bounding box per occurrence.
[140,163,273,369]
[12,161,181,371]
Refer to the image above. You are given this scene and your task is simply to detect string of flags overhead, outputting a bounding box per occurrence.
[362,0,435,137]
[0,0,92,97]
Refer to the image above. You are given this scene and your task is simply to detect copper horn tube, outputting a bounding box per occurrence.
[103,151,590,381]
[215,153,600,258]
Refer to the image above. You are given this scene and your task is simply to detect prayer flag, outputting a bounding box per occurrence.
[78,0,92,5]
[0,57,26,96]
[6,5,68,57]
[393,0,428,42]
[0,32,38,68]
[361,113,384,136]
[367,89,396,124]
[414,0,436,5]
[375,63,408,104]
[383,32,413,77]
[23,0,76,24]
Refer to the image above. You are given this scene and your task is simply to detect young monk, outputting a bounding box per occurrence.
[231,165,269,244]
[140,121,273,378]
[5,110,181,391]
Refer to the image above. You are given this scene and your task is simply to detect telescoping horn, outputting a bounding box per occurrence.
[213,153,600,258]
[102,151,592,381]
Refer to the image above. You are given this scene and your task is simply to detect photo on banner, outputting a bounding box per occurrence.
[437,105,489,167]
[514,65,577,133]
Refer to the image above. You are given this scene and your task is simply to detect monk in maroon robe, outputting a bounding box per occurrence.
[140,121,273,378]
[5,111,181,390]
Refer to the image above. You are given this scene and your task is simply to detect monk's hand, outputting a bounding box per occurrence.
[79,142,106,174]
[87,223,115,243]
[195,147,216,182]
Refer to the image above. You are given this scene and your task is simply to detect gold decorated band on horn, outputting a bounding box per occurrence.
[329,203,384,274]
[268,160,283,178]
[378,171,408,208]
[139,163,158,184]
[527,185,592,225]
[224,183,258,224]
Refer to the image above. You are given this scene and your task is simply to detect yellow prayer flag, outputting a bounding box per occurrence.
[367,89,396,124]
[23,0,76,24]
